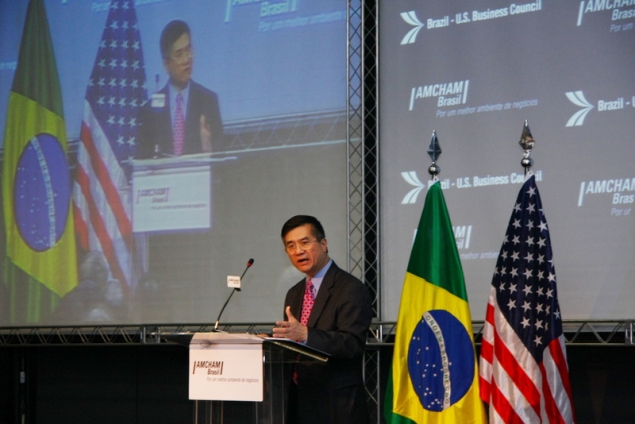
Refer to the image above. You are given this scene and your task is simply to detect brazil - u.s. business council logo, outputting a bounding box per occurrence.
[399,8,633,129]
[398,11,470,111]
[400,11,425,44]
[566,90,632,127]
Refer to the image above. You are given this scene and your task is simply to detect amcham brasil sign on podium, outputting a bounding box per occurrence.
[156,332,329,423]
[189,332,266,401]
[132,155,215,233]
[187,332,329,403]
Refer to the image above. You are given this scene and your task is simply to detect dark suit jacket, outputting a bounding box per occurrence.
[136,80,223,159]
[283,262,372,424]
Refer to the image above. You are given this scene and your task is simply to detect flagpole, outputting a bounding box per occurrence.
[385,128,487,423]
[519,120,535,176]
[479,122,577,423]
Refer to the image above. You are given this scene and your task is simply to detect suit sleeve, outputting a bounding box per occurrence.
[188,83,224,153]
[305,273,372,360]
[205,91,224,148]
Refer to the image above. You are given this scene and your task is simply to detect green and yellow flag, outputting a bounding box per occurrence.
[2,0,78,301]
[384,182,485,424]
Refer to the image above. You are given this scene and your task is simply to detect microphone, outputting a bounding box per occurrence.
[214,258,254,331]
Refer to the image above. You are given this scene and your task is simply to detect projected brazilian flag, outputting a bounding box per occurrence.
[2,0,78,299]
[384,182,485,423]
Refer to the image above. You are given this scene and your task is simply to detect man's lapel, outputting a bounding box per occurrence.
[291,278,307,320]
[307,263,337,327]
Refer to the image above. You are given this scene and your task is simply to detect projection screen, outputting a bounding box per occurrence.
[379,1,635,321]
[0,0,349,326]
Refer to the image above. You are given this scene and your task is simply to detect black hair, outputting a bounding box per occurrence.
[160,20,190,60]
[281,215,326,241]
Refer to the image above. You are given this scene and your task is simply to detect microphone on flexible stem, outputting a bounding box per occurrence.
[152,74,161,158]
[214,258,254,331]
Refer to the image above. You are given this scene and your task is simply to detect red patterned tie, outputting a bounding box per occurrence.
[300,279,315,326]
[294,279,314,384]
[173,92,185,155]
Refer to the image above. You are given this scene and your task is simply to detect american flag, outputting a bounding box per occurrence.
[72,0,147,291]
[479,174,576,423]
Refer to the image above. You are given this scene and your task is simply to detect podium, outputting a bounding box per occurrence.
[131,155,217,233]
[160,332,329,424]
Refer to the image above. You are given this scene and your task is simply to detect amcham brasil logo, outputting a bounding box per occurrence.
[409,80,470,111]
[192,360,224,375]
[576,0,635,26]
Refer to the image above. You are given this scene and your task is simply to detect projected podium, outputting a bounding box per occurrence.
[131,155,216,233]
[162,332,329,424]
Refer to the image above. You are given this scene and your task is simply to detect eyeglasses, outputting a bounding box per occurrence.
[285,239,319,254]
[171,45,192,62]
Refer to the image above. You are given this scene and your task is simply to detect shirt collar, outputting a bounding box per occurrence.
[307,259,332,295]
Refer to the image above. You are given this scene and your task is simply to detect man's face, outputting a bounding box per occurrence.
[283,224,329,278]
[164,32,193,88]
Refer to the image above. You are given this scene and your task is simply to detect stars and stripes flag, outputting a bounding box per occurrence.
[479,173,576,423]
[72,0,147,292]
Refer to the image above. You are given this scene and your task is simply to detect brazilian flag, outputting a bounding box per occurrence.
[384,182,485,423]
[2,0,78,320]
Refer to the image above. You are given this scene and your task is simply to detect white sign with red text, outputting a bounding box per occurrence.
[132,159,211,233]
[188,333,264,401]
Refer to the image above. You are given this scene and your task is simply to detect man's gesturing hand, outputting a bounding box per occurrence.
[200,114,212,152]
[272,306,308,342]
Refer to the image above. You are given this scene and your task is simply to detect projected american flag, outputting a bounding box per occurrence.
[72,0,147,291]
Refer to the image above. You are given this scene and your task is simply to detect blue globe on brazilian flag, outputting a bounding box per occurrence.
[13,133,72,254]
[384,182,485,424]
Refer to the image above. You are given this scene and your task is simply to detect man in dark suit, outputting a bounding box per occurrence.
[273,215,373,424]
[134,20,219,296]
[137,20,223,159]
